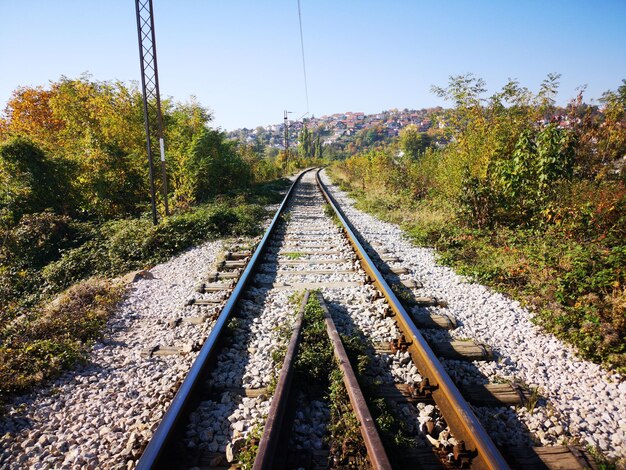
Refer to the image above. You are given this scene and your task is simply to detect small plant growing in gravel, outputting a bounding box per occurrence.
[327,367,370,468]
[284,251,303,260]
[390,283,417,306]
[295,292,333,389]
[371,398,415,450]
[226,316,242,335]
[267,313,294,394]
[340,333,371,376]
[586,444,618,470]
[237,424,263,469]
[279,211,292,224]
[524,386,542,414]
[341,332,416,457]
[323,203,341,228]
[288,290,305,306]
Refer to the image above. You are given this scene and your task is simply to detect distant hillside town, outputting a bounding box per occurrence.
[226,107,445,151]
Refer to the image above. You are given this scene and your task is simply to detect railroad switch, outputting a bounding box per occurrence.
[390,335,412,353]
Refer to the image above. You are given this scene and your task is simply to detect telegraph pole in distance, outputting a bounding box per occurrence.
[284,110,292,160]
[135,0,169,224]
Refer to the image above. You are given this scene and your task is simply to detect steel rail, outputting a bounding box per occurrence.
[137,168,313,469]
[253,291,309,470]
[317,292,393,470]
[315,169,510,470]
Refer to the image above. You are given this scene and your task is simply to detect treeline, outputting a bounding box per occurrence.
[332,74,626,371]
[0,76,320,321]
[0,76,288,222]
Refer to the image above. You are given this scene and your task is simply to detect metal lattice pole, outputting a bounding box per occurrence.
[135,0,169,224]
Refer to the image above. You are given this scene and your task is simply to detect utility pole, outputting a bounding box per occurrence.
[284,110,292,161]
[135,0,169,224]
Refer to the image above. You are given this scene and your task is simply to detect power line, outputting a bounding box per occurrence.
[297,0,309,115]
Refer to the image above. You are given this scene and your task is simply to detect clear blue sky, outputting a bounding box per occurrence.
[1,0,625,130]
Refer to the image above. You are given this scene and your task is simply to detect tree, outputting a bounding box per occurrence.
[165,98,213,209]
[0,137,72,219]
[299,125,312,159]
[398,125,430,158]
[314,135,323,159]
[0,86,64,150]
[186,128,252,200]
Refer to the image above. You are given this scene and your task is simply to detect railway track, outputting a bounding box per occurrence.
[136,168,596,469]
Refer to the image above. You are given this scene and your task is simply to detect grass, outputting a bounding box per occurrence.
[327,367,370,468]
[340,332,415,461]
[0,278,123,402]
[323,203,341,228]
[294,293,370,466]
[295,292,333,392]
[237,424,263,470]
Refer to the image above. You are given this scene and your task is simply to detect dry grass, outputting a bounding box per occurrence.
[0,278,124,400]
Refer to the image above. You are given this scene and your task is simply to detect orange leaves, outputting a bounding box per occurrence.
[1,86,64,149]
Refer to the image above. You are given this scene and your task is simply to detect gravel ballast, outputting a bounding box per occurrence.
[322,169,626,464]
[0,240,224,469]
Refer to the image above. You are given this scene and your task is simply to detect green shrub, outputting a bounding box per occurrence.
[41,240,107,293]
[104,218,155,271]
[0,137,73,220]
[40,202,266,295]
[1,212,76,269]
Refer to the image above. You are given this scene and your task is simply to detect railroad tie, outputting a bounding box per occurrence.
[224,251,251,260]
[504,445,597,469]
[220,259,248,270]
[431,340,493,361]
[377,339,493,361]
[185,297,224,306]
[168,314,216,328]
[202,271,240,283]
[140,342,199,358]
[194,282,233,294]
[410,312,456,330]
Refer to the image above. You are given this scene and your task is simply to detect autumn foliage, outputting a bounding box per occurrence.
[332,75,626,371]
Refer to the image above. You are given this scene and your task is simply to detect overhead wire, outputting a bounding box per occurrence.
[297,0,310,115]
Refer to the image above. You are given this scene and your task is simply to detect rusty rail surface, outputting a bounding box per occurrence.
[253,291,309,470]
[136,169,313,469]
[315,169,510,470]
[317,292,393,470]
